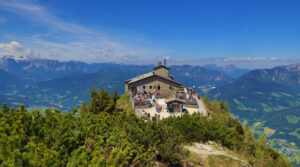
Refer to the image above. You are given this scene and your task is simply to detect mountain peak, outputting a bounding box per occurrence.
[285,63,300,72]
[1,55,31,61]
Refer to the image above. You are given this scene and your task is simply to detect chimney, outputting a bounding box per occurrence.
[164,58,166,66]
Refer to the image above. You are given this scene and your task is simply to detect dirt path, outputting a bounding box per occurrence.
[184,143,242,162]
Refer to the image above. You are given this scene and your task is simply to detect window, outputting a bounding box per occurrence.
[158,85,161,90]
[149,85,152,89]
[169,86,172,90]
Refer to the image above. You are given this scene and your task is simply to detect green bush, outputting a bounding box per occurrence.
[0,89,291,166]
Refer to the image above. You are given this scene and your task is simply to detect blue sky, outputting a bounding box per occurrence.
[0,0,300,68]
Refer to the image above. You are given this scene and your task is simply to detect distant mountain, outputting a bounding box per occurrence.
[0,57,231,110]
[202,64,250,79]
[4,72,124,111]
[209,64,300,118]
[170,65,231,87]
[208,64,300,156]
[0,69,27,94]
[0,56,231,88]
[12,65,230,111]
[240,64,300,90]
[0,55,102,83]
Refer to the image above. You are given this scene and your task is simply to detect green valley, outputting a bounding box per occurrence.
[209,64,300,166]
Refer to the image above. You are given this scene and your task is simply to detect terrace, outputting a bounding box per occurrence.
[129,86,207,120]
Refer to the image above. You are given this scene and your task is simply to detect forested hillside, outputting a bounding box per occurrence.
[0,69,27,94]
[209,64,300,166]
[0,89,291,166]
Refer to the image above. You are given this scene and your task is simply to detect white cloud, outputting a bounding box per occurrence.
[0,41,33,57]
[0,0,167,63]
[0,0,90,34]
[0,41,23,51]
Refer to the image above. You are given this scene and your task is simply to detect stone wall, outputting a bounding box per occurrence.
[126,76,181,94]
[154,67,168,77]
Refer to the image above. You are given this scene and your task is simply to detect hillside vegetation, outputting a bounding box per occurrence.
[0,88,291,166]
[209,64,300,165]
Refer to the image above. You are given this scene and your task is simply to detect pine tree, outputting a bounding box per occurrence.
[243,121,256,157]
[89,88,114,114]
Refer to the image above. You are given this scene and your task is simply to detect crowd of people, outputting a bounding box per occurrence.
[130,86,199,109]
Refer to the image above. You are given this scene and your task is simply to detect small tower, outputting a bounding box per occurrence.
[154,58,169,77]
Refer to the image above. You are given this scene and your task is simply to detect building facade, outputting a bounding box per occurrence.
[125,62,182,94]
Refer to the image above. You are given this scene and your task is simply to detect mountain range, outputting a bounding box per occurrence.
[0,56,234,110]
[202,64,251,79]
[209,64,300,162]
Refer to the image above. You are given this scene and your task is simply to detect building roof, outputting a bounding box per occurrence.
[125,71,182,85]
[165,97,186,104]
[153,64,169,70]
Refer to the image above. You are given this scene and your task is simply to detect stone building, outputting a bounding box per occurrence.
[125,60,182,94]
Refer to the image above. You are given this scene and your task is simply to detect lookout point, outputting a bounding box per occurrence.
[125,59,207,120]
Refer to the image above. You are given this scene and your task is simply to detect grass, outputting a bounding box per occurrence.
[291,154,300,167]
[184,151,205,166]
[271,92,281,98]
[252,91,265,95]
[286,115,300,124]
[273,105,288,111]
[116,94,134,114]
[281,92,294,97]
[264,127,276,136]
[289,128,300,139]
[260,103,272,112]
[207,155,244,167]
[233,99,256,111]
